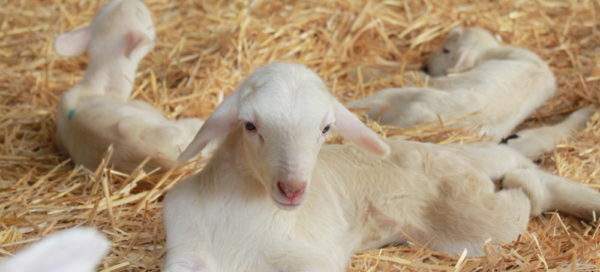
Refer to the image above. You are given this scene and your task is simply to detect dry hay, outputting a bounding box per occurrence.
[1,0,599,271]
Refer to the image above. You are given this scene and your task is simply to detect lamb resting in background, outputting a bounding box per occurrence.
[348,27,557,142]
[55,0,203,172]
[163,62,600,272]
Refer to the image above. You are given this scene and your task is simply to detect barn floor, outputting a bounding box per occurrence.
[0,0,599,271]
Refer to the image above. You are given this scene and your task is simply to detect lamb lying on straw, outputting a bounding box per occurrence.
[55,0,204,173]
[164,62,600,272]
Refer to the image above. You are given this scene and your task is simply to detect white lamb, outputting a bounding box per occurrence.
[55,0,203,172]
[348,27,557,142]
[163,62,600,272]
[0,228,109,272]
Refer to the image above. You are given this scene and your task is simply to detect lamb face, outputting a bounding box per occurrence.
[178,62,389,210]
[234,63,335,208]
[425,27,500,76]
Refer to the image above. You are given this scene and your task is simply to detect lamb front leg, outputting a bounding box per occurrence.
[163,181,210,272]
[163,251,207,272]
[269,241,354,272]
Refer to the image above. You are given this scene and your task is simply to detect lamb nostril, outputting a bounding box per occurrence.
[422,65,429,74]
[277,181,306,200]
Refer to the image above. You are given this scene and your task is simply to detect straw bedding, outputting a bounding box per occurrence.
[1,0,599,271]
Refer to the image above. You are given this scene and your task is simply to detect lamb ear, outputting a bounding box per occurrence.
[178,91,241,162]
[332,99,390,157]
[448,48,477,73]
[125,30,153,59]
[447,27,464,37]
[0,228,109,272]
[55,26,93,57]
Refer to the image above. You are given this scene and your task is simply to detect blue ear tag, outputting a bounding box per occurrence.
[67,109,77,121]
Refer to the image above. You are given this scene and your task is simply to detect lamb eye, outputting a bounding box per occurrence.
[442,48,450,54]
[322,125,331,134]
[245,122,257,132]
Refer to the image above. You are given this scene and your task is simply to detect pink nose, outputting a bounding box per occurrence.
[277,180,307,201]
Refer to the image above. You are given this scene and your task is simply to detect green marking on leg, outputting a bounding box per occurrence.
[67,109,76,121]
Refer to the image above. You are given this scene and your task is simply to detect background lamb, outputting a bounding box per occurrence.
[55,0,203,172]
[348,27,559,141]
[164,62,600,272]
